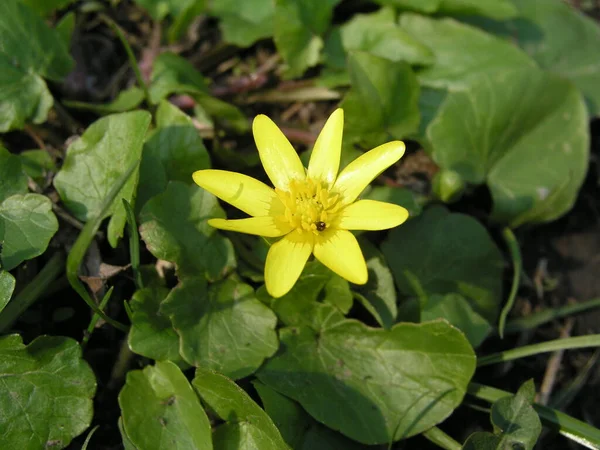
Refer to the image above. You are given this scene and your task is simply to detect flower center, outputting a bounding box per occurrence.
[276,178,342,234]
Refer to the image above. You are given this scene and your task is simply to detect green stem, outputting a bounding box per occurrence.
[498,227,522,338]
[66,161,140,332]
[478,334,600,367]
[468,382,600,449]
[100,15,151,105]
[0,252,64,333]
[505,298,600,334]
[82,287,114,348]
[422,427,462,450]
[123,199,143,290]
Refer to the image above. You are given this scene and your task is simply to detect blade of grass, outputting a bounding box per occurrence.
[505,298,600,334]
[422,427,462,450]
[123,199,143,290]
[478,334,600,367]
[66,161,140,332]
[0,252,64,333]
[81,425,99,450]
[498,227,522,338]
[468,382,600,449]
[82,286,114,348]
[100,15,150,105]
[549,349,600,410]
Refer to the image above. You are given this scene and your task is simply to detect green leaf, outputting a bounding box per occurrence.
[381,206,503,324]
[128,286,185,366]
[0,0,73,81]
[132,0,206,41]
[254,381,364,450]
[19,150,56,186]
[338,8,434,66]
[373,0,439,12]
[0,334,96,449]
[0,194,59,271]
[63,87,145,115]
[399,14,534,89]
[257,309,476,444]
[210,0,275,47]
[23,0,76,16]
[160,277,278,379]
[137,101,211,212]
[55,11,75,48]
[354,241,397,329]
[437,0,516,19]
[426,68,589,226]
[463,380,541,450]
[192,367,289,450]
[139,181,236,281]
[422,294,491,348]
[118,417,137,450]
[274,0,340,78]
[149,52,248,132]
[0,146,28,202]
[0,271,15,315]
[54,111,152,247]
[119,360,212,450]
[466,0,600,117]
[362,185,422,220]
[341,51,420,148]
[0,55,53,132]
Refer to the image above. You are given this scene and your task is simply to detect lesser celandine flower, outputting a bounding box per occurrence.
[193,109,408,298]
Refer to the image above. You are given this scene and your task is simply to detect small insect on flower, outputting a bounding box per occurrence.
[193,108,409,298]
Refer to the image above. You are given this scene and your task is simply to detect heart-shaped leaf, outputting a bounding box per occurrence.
[160,277,278,379]
[399,13,534,89]
[0,271,15,315]
[257,306,476,444]
[139,181,236,281]
[54,111,152,247]
[425,68,588,226]
[0,334,96,449]
[0,194,58,271]
[192,367,289,450]
[119,360,212,450]
[209,0,275,47]
[382,206,503,324]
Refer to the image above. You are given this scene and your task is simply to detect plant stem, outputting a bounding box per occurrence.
[82,287,114,349]
[498,227,522,338]
[123,199,143,290]
[0,252,64,333]
[478,334,600,367]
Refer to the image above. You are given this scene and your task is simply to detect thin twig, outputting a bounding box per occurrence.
[538,317,575,405]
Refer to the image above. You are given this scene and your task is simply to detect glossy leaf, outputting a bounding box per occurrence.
[382,206,503,324]
[274,0,340,78]
[467,0,600,117]
[137,101,211,212]
[128,286,185,366]
[192,368,289,450]
[426,68,588,226]
[463,380,541,449]
[0,334,96,449]
[0,147,28,202]
[422,294,491,348]
[254,381,364,450]
[119,361,212,450]
[258,307,476,444]
[399,14,534,89]
[0,194,58,271]
[437,0,516,19]
[210,0,275,47]
[139,181,236,281]
[160,277,278,379]
[341,51,420,148]
[0,271,15,315]
[54,111,152,247]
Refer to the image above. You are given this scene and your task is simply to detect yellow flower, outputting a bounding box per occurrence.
[193,109,408,298]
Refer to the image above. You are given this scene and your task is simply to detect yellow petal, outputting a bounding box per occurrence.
[333,141,405,205]
[307,108,343,186]
[208,217,293,237]
[193,169,282,217]
[265,232,314,298]
[338,200,409,230]
[253,115,305,191]
[313,229,367,285]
